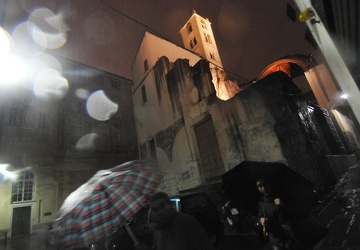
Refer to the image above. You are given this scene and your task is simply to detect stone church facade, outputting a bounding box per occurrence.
[132,12,360,196]
[1,10,360,242]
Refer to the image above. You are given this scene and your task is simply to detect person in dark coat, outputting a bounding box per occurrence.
[148,191,215,250]
[256,179,290,250]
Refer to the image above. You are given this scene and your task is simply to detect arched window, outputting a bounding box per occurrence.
[187,23,192,34]
[201,19,207,30]
[204,33,212,45]
[12,170,35,203]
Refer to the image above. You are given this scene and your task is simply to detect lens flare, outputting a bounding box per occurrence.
[12,21,45,56]
[75,133,99,150]
[0,164,18,181]
[33,68,69,101]
[86,90,118,121]
[76,88,90,99]
[0,27,12,55]
[0,53,28,85]
[28,7,68,49]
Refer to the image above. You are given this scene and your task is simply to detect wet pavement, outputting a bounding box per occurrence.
[312,163,360,250]
[1,162,360,250]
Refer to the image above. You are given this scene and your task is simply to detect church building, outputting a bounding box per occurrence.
[132,11,360,195]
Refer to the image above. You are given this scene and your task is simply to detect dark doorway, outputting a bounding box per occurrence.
[11,206,31,237]
[149,139,157,160]
[194,118,225,182]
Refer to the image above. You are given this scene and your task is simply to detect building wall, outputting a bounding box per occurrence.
[179,12,223,67]
[0,55,138,238]
[132,32,203,89]
[133,56,292,195]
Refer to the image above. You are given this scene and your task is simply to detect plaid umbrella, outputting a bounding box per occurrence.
[49,160,163,250]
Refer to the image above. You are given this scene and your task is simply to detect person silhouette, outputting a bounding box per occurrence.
[256,179,290,250]
[149,192,215,250]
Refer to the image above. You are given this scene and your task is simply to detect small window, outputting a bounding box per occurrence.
[39,112,47,129]
[187,23,192,33]
[144,59,149,72]
[190,40,194,49]
[201,20,207,30]
[193,37,197,45]
[149,139,157,160]
[111,79,119,89]
[12,170,35,203]
[141,85,147,103]
[204,33,212,45]
[8,107,17,125]
[209,52,215,60]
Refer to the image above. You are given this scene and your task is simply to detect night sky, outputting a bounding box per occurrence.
[4,0,322,81]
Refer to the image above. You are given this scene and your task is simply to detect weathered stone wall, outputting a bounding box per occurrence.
[134,57,291,194]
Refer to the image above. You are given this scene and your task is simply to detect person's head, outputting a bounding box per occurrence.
[256,179,272,195]
[150,192,176,227]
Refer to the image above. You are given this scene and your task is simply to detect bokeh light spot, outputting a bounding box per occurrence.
[0,27,12,55]
[33,68,69,101]
[86,90,118,121]
[76,88,90,99]
[0,53,28,85]
[75,133,99,150]
[28,7,67,49]
[12,21,45,56]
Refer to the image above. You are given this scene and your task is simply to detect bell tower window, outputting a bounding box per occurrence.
[201,19,207,30]
[204,33,212,45]
[187,23,192,34]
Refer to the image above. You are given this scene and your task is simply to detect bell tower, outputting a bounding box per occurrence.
[180,10,240,100]
[180,10,223,68]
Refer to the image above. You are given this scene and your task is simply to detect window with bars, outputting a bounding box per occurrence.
[12,170,35,203]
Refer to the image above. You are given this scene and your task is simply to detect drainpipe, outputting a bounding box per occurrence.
[292,0,360,125]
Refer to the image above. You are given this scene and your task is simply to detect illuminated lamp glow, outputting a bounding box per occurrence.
[12,22,45,56]
[33,68,69,101]
[299,8,315,22]
[0,27,12,55]
[340,94,348,99]
[0,53,28,85]
[0,164,18,181]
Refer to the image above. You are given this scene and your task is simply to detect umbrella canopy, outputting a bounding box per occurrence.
[221,161,315,221]
[49,160,163,250]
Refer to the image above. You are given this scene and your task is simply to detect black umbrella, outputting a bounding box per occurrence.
[221,161,316,220]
